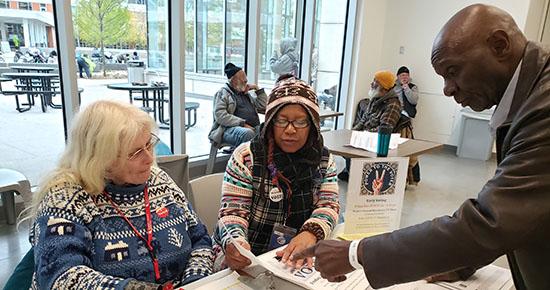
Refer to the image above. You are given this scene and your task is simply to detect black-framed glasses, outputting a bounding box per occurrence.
[273,118,310,129]
[127,133,160,161]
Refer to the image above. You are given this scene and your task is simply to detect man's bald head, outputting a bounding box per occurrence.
[430,4,527,111]
[432,4,525,64]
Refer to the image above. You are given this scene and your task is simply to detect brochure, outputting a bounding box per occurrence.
[340,157,409,240]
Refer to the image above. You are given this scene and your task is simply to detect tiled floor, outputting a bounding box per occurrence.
[0,147,510,288]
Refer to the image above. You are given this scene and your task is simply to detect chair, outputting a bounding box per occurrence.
[205,142,233,175]
[156,154,189,196]
[188,173,224,234]
[185,102,200,129]
[0,169,31,225]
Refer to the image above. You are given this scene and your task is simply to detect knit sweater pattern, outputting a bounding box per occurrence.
[30,167,213,289]
[213,142,340,256]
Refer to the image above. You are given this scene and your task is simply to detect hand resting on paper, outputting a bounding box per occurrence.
[290,239,357,283]
[276,231,317,269]
[225,240,252,270]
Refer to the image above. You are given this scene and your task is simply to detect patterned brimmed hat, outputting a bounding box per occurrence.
[262,77,320,138]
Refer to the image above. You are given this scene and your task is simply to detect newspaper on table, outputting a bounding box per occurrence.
[346,130,407,153]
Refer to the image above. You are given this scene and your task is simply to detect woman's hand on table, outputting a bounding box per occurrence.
[277,231,317,269]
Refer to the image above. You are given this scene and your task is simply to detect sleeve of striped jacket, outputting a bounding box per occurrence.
[300,154,340,240]
[217,143,254,250]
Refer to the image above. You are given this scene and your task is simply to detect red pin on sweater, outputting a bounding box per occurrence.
[156,206,169,218]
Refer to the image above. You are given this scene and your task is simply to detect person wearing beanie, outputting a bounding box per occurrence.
[338,70,402,181]
[212,76,340,272]
[394,66,419,118]
[208,63,268,147]
[394,66,421,184]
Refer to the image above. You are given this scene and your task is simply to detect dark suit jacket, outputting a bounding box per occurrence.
[360,41,550,290]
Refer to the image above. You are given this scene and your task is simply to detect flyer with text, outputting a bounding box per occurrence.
[341,157,409,240]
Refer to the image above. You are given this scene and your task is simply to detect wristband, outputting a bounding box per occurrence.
[348,240,363,270]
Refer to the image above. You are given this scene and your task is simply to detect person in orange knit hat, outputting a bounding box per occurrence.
[337,70,402,181]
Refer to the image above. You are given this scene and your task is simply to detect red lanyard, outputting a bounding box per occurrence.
[102,185,161,282]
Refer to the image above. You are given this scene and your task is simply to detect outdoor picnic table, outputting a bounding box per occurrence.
[1,72,61,112]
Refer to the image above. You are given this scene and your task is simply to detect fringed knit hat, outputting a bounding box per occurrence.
[261,75,321,139]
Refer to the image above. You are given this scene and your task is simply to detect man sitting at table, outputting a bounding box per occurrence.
[337,70,402,181]
[208,63,268,148]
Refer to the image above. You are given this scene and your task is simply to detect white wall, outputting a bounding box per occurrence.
[348,0,542,145]
[346,0,388,126]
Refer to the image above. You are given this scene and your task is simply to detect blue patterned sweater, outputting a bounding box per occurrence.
[30,167,213,289]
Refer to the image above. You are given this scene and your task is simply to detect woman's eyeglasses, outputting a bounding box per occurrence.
[273,118,310,129]
[127,133,160,161]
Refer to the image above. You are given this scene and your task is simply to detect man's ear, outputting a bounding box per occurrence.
[487,30,511,59]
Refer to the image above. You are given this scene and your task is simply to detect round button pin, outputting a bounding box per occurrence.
[269,187,283,202]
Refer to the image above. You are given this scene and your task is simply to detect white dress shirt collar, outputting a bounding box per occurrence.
[489,61,522,136]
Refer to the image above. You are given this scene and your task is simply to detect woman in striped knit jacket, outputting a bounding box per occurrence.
[212,75,340,271]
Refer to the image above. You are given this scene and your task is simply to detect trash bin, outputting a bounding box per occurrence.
[127,60,145,84]
[456,110,494,160]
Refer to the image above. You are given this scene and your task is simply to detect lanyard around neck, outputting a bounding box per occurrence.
[102,185,161,282]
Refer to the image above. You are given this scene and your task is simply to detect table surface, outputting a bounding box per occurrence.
[9,65,56,71]
[319,110,343,119]
[107,82,169,90]
[2,72,59,78]
[322,129,443,158]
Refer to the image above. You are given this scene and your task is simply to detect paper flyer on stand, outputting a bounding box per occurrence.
[340,157,409,240]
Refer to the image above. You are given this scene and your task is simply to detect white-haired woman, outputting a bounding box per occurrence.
[29,100,213,289]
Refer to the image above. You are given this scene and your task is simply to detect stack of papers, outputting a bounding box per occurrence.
[347,131,408,153]
[185,241,513,290]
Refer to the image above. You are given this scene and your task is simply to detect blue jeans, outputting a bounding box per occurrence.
[223,126,257,147]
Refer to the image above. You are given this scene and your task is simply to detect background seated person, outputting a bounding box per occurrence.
[212,76,339,271]
[338,70,401,181]
[394,66,421,184]
[29,100,213,289]
[209,63,267,148]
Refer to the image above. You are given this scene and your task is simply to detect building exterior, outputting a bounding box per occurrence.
[0,0,55,50]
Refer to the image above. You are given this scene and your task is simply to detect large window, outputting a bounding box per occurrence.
[185,0,195,71]
[183,0,248,158]
[72,0,171,151]
[258,0,298,85]
[196,0,223,75]
[310,0,348,129]
[0,0,62,185]
[18,2,31,10]
[225,0,247,66]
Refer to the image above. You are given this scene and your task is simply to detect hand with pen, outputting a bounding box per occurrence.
[225,240,252,270]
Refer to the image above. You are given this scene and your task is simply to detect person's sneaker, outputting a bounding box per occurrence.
[337,171,349,182]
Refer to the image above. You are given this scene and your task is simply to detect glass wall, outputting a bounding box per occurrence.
[225,0,246,66]
[196,0,223,75]
[0,0,63,185]
[185,0,195,71]
[182,0,248,158]
[258,0,298,87]
[311,0,348,129]
[72,0,171,151]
